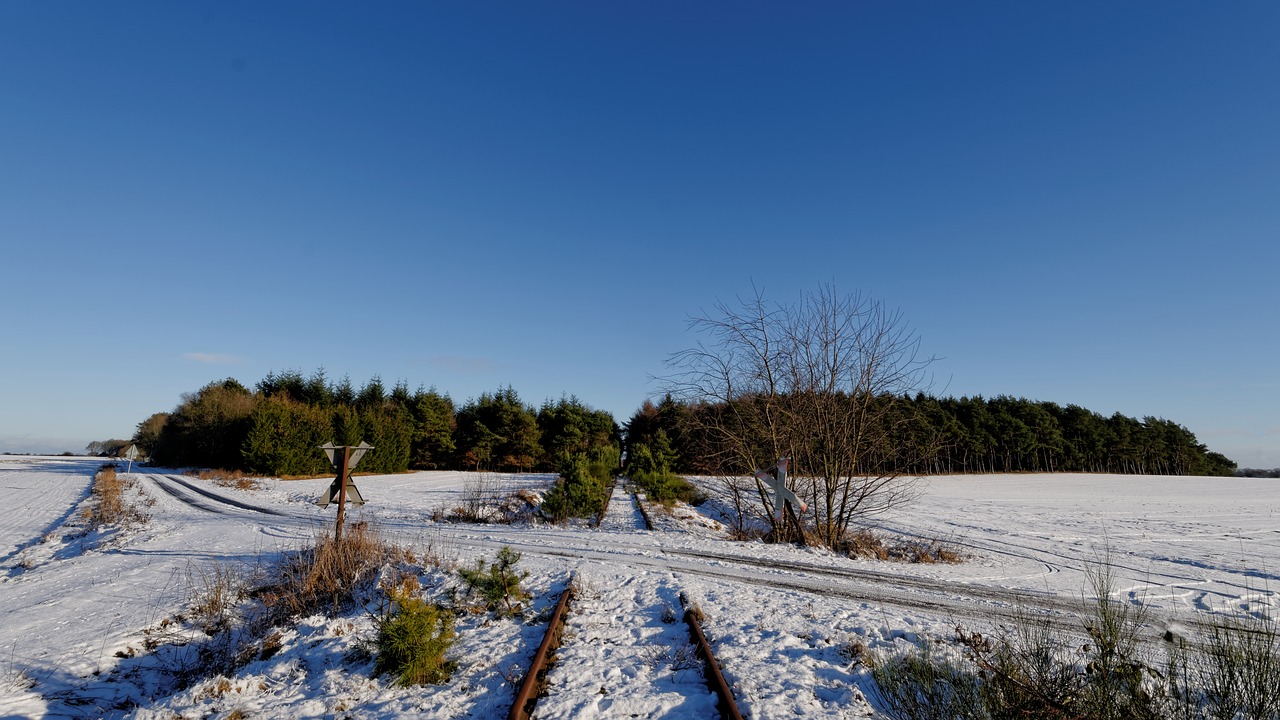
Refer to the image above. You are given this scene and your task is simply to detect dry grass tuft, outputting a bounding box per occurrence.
[187,560,249,635]
[839,528,964,564]
[198,676,234,700]
[843,529,890,560]
[438,475,539,524]
[871,559,1280,720]
[187,468,262,491]
[84,464,151,528]
[898,539,965,564]
[727,526,767,542]
[261,521,406,620]
[416,533,458,572]
[2,655,35,693]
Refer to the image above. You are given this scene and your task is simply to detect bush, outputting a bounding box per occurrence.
[843,528,889,560]
[1187,608,1280,719]
[872,558,1280,720]
[840,529,963,564]
[136,522,421,693]
[85,463,151,528]
[264,522,404,619]
[626,433,701,506]
[951,561,1163,720]
[632,469,705,506]
[586,445,622,481]
[871,640,986,720]
[187,561,249,635]
[540,455,609,522]
[373,578,455,686]
[457,546,529,616]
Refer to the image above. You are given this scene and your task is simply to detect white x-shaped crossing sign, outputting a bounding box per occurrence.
[754,457,808,519]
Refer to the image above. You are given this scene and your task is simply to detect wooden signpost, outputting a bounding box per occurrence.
[318,441,373,543]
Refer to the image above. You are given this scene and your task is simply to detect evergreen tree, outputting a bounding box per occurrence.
[537,396,619,470]
[409,388,456,470]
[357,376,387,409]
[151,379,256,469]
[242,397,331,476]
[456,387,542,472]
[358,402,412,473]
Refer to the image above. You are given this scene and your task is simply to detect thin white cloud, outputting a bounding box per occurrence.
[182,352,245,365]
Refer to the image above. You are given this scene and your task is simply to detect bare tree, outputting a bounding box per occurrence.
[664,283,937,548]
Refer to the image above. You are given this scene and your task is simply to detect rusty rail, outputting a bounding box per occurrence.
[508,583,575,720]
[509,579,740,720]
[632,487,655,530]
[681,593,744,720]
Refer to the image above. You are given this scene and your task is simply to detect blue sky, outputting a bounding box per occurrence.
[2,2,1277,467]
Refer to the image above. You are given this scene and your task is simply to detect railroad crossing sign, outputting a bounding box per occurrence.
[123,444,139,475]
[753,457,808,519]
[317,441,373,544]
[754,457,808,546]
[317,442,372,508]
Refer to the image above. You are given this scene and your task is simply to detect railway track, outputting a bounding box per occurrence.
[139,472,1195,647]
[509,574,741,720]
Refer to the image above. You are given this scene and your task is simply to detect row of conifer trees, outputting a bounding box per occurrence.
[133,370,1234,478]
[134,370,620,477]
[624,394,1236,477]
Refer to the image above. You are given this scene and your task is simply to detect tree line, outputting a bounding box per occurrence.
[133,370,620,477]
[624,393,1236,479]
[132,372,1234,480]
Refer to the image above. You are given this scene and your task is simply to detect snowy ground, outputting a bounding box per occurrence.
[0,455,1275,719]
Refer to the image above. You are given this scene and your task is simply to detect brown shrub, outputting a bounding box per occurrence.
[263,521,407,619]
[843,528,890,560]
[85,464,150,528]
[839,528,964,564]
[728,526,767,542]
[187,468,262,491]
[187,561,247,635]
[897,539,964,564]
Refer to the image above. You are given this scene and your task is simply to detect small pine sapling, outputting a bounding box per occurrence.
[459,545,530,616]
[373,578,456,686]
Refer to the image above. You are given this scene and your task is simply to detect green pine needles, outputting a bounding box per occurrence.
[625,431,704,506]
[458,545,530,616]
[372,579,456,686]
[540,453,611,522]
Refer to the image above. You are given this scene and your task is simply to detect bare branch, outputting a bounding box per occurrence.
[659,283,937,548]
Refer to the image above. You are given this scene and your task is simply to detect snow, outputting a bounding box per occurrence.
[0,455,1275,718]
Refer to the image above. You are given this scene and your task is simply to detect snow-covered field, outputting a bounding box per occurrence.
[0,455,1275,719]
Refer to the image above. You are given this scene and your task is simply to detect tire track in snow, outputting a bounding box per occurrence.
[144,475,231,515]
[661,546,1087,618]
[146,475,293,516]
[141,471,295,515]
[868,518,1244,593]
[406,528,1196,645]
[401,531,1086,636]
